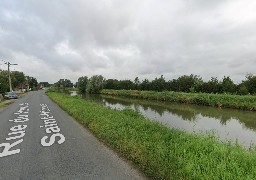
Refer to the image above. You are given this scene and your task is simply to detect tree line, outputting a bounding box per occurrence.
[74,74,256,95]
[0,69,38,94]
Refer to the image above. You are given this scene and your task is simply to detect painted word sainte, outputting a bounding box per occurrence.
[40,104,65,147]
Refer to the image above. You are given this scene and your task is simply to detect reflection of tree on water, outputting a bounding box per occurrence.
[101,95,199,121]
[97,94,256,131]
[101,96,133,106]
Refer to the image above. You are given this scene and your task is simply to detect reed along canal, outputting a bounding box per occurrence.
[70,91,256,147]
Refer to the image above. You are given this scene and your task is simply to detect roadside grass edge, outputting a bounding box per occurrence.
[47,92,256,179]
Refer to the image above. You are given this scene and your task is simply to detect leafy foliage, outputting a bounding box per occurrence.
[0,69,37,93]
[86,75,105,94]
[77,76,88,93]
[0,70,9,93]
[77,74,256,95]
[27,76,38,89]
[54,79,73,89]
[243,74,256,95]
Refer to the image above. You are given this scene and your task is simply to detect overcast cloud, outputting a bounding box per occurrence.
[1,0,256,83]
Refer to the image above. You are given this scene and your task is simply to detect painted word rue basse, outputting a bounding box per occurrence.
[0,103,29,158]
[0,103,66,158]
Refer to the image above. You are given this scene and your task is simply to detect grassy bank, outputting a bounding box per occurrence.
[0,100,4,107]
[101,89,256,111]
[47,92,256,179]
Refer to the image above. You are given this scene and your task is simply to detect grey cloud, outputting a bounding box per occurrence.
[1,0,256,83]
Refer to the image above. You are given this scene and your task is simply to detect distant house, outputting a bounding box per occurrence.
[17,82,29,92]
[38,82,50,89]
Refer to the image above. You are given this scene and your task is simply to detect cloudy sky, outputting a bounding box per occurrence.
[1,0,256,83]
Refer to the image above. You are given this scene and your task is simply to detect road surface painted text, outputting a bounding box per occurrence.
[40,104,65,147]
[0,103,29,158]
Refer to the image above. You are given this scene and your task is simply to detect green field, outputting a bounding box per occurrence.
[47,92,256,179]
[101,89,256,111]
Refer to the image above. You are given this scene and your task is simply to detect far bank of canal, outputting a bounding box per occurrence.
[70,91,256,147]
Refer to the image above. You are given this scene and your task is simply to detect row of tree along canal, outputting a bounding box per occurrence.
[70,91,256,147]
[75,74,256,95]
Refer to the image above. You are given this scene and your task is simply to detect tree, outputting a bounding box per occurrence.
[237,84,249,95]
[0,70,9,93]
[198,77,220,93]
[134,77,140,90]
[86,75,105,94]
[140,79,151,91]
[119,80,134,90]
[55,79,73,89]
[27,76,38,89]
[221,76,236,94]
[243,74,256,94]
[176,74,203,93]
[104,79,119,89]
[12,71,26,89]
[151,75,166,92]
[77,76,88,93]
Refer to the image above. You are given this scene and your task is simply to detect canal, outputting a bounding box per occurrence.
[70,91,256,147]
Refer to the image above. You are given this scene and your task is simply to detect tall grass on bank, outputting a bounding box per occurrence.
[101,89,256,111]
[47,92,256,179]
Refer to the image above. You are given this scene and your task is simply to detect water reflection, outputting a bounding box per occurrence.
[70,91,256,147]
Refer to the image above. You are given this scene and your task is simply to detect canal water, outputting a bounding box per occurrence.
[70,91,256,147]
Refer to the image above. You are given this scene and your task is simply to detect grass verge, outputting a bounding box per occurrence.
[0,99,14,109]
[101,89,256,111]
[47,92,256,179]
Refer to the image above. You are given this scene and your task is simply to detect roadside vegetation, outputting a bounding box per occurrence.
[47,92,256,179]
[101,74,256,95]
[54,73,256,96]
[0,69,38,95]
[53,73,255,111]
[101,89,256,111]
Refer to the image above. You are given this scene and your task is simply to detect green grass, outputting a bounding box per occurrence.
[101,89,256,111]
[47,92,256,179]
[0,100,4,107]
[0,99,14,109]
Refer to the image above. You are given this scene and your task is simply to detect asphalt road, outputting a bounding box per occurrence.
[0,90,146,180]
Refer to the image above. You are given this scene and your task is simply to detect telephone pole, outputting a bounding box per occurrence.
[2,60,18,92]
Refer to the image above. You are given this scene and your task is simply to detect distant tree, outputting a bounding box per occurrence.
[140,79,151,91]
[55,79,72,90]
[27,76,38,89]
[176,74,203,93]
[208,77,220,93]
[77,76,88,93]
[0,70,9,93]
[101,74,256,96]
[12,71,26,89]
[86,75,105,94]
[237,84,249,95]
[134,77,140,90]
[166,79,178,91]
[243,74,256,94]
[104,79,119,89]
[221,76,236,94]
[118,80,134,90]
[198,77,220,93]
[151,75,166,92]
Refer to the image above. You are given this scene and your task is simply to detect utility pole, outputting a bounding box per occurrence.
[2,60,18,92]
